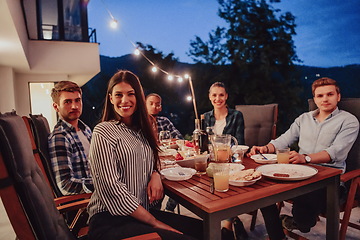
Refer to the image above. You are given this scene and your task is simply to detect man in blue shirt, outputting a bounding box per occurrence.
[48,81,93,195]
[250,77,359,234]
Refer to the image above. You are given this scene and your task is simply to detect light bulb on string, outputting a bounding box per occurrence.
[110,19,118,29]
[186,95,192,101]
[151,66,158,73]
[134,48,140,56]
[177,77,183,83]
[167,75,174,81]
[184,74,190,79]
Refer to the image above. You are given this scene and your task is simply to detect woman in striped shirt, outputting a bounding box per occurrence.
[87,70,202,240]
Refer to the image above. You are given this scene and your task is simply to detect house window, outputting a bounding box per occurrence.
[38,0,89,42]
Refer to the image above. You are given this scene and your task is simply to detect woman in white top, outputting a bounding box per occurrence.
[87,70,202,240]
[203,82,245,144]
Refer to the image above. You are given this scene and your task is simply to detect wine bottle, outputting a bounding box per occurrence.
[199,114,209,153]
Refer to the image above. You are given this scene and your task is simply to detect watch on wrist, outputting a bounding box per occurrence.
[304,154,311,163]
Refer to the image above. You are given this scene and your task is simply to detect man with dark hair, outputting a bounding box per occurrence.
[146,93,183,212]
[250,77,359,234]
[49,81,93,195]
[146,93,183,139]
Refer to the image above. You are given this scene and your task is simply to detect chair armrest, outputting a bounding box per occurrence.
[54,193,92,205]
[56,199,89,214]
[123,232,161,240]
[340,169,360,183]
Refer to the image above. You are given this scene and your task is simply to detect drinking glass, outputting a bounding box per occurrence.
[277,148,290,163]
[212,163,230,192]
[194,156,208,175]
[159,130,171,149]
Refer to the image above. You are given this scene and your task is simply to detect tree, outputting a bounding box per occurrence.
[188,0,304,133]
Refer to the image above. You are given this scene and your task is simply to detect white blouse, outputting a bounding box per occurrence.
[87,121,155,218]
[214,118,226,135]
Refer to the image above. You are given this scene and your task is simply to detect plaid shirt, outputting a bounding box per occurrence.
[203,108,245,144]
[156,116,183,139]
[48,119,93,195]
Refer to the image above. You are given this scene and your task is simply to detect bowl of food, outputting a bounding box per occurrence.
[159,148,177,157]
[229,168,262,186]
[176,154,209,168]
[160,167,196,181]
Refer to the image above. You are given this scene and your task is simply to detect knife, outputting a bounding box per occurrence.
[256,150,268,160]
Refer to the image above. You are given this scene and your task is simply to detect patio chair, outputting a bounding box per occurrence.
[235,103,278,230]
[0,111,161,240]
[235,103,278,148]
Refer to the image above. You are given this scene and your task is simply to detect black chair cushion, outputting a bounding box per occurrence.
[0,112,75,240]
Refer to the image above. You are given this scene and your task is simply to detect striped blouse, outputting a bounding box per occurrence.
[87,121,156,218]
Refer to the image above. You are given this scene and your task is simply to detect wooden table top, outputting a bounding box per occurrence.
[162,157,342,214]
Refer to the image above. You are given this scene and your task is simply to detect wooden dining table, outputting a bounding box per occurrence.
[162,157,342,240]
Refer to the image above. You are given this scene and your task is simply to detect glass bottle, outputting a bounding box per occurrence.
[200,114,209,153]
[192,119,201,154]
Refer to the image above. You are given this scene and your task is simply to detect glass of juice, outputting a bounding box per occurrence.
[212,163,230,192]
[194,155,208,175]
[277,148,290,164]
[214,144,231,163]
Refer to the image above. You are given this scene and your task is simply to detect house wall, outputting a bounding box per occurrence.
[0,67,16,113]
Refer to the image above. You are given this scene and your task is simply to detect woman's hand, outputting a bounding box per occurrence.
[152,219,183,234]
[147,171,163,204]
[131,206,183,234]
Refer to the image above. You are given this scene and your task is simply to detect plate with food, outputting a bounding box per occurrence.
[256,164,318,181]
[229,168,262,186]
[250,154,277,164]
[176,154,209,168]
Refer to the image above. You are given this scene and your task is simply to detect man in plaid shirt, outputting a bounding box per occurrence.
[146,93,183,139]
[48,81,93,195]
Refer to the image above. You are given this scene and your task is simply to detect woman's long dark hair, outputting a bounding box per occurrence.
[101,70,160,169]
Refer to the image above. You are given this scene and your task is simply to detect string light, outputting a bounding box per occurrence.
[101,0,199,119]
[134,48,140,55]
[110,19,118,29]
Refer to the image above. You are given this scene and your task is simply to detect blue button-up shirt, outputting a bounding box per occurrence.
[270,108,359,172]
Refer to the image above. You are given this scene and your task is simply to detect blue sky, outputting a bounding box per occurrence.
[88,0,360,67]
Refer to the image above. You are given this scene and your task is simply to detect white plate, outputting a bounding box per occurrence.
[251,154,277,164]
[229,163,245,173]
[256,164,318,181]
[160,167,196,181]
[229,176,261,187]
[231,145,250,152]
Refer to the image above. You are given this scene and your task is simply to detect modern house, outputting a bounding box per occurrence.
[0,0,100,127]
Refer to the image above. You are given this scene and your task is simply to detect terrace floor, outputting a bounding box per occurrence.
[1,196,359,239]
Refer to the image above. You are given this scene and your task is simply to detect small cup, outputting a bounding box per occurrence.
[194,156,208,175]
[212,163,230,192]
[277,148,290,164]
[232,146,245,163]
